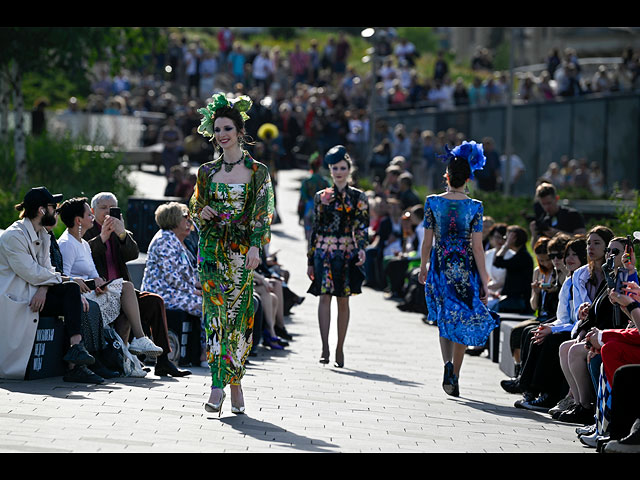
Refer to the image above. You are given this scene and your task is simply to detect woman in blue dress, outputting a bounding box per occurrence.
[418,141,499,396]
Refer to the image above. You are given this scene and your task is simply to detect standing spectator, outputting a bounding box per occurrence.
[289,42,309,87]
[217,27,234,71]
[184,43,202,99]
[252,47,274,95]
[468,77,487,106]
[452,77,469,106]
[228,43,247,85]
[199,50,218,99]
[395,37,417,67]
[157,114,184,178]
[546,48,562,78]
[475,137,500,192]
[308,39,321,84]
[334,33,351,75]
[275,102,302,169]
[433,50,449,81]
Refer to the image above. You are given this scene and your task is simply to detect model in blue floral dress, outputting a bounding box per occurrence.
[423,195,499,347]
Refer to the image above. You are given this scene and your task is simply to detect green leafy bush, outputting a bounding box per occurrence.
[0,133,135,234]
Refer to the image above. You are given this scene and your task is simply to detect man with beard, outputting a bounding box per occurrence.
[0,187,98,382]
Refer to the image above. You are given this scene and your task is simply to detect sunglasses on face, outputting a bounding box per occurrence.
[548,252,563,260]
[605,247,622,256]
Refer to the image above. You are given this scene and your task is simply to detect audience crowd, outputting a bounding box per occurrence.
[52,30,640,203]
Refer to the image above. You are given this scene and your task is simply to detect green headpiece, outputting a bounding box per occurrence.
[197,93,253,139]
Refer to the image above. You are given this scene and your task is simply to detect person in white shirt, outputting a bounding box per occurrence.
[56,197,163,359]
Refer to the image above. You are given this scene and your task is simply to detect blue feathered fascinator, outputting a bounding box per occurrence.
[439,140,486,180]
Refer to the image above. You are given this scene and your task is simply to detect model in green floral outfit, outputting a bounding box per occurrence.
[190,93,274,416]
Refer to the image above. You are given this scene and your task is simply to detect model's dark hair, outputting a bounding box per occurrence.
[446,156,471,188]
[214,105,245,132]
[57,197,89,228]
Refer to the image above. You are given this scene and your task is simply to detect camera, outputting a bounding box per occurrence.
[603,255,628,294]
[522,211,551,234]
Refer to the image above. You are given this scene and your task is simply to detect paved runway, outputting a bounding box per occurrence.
[0,167,591,453]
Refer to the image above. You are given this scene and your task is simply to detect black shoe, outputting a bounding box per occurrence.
[89,358,120,379]
[620,418,640,445]
[63,364,104,384]
[500,377,523,394]
[558,404,595,425]
[520,393,556,412]
[154,357,191,377]
[514,391,539,409]
[63,343,95,366]
[274,325,293,341]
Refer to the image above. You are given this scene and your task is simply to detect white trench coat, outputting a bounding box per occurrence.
[0,218,62,379]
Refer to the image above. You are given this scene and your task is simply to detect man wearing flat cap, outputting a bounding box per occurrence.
[0,187,97,381]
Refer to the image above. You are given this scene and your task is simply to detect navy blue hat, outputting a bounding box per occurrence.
[23,186,63,209]
[324,145,350,166]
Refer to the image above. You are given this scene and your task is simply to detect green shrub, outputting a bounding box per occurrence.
[0,133,135,234]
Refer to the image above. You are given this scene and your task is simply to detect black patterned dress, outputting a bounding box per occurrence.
[307,185,369,297]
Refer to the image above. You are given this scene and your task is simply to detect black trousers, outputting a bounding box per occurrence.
[39,281,83,338]
[609,365,640,440]
[519,330,571,399]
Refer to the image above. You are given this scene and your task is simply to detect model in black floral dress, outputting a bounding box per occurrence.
[306,145,369,367]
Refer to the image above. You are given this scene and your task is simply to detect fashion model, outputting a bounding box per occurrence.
[419,141,499,396]
[190,93,275,416]
[306,145,369,368]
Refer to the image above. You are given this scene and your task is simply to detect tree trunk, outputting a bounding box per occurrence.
[11,62,27,189]
[0,73,8,144]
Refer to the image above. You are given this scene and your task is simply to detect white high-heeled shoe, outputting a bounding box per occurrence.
[204,389,226,417]
[231,385,245,415]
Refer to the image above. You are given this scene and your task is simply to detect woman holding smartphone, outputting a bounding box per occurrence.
[57,197,163,359]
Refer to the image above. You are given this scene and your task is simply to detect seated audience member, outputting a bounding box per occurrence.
[485,222,510,308]
[578,286,640,448]
[396,172,421,210]
[383,205,424,298]
[365,197,403,289]
[0,187,96,382]
[57,198,164,363]
[492,225,534,314]
[557,226,615,425]
[528,182,586,249]
[142,202,202,318]
[503,236,557,376]
[45,222,119,381]
[573,244,640,448]
[84,192,190,377]
[509,237,587,411]
[254,271,288,350]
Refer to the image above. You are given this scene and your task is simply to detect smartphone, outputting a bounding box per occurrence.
[109,207,121,219]
[541,282,553,288]
[96,278,117,291]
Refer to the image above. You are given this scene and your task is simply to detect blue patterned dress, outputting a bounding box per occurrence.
[423,195,499,346]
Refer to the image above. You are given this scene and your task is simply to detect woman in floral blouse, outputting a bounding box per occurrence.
[141,202,202,318]
[189,93,274,416]
[307,145,369,368]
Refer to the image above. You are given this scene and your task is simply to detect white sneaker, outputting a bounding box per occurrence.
[128,336,163,357]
